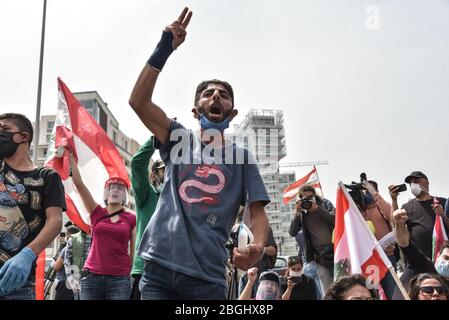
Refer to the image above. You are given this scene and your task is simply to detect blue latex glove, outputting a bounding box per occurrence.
[0,247,36,295]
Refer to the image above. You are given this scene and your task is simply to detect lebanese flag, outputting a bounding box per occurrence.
[44,78,130,233]
[282,166,322,204]
[334,182,392,283]
[432,198,448,261]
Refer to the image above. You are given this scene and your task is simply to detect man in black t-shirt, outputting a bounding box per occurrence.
[0,113,66,299]
[391,171,448,261]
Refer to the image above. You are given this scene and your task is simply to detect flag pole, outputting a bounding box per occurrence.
[33,0,47,165]
[387,266,410,300]
[313,165,324,198]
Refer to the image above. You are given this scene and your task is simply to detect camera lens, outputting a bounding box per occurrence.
[301,199,312,210]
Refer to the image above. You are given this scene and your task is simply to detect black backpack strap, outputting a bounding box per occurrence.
[98,209,124,223]
[92,208,124,229]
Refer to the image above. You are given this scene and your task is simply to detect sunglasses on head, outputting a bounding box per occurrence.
[288,256,302,265]
[420,286,448,295]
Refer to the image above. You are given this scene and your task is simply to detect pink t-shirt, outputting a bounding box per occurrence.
[84,205,136,276]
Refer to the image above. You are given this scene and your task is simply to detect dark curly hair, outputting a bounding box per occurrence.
[324,274,378,300]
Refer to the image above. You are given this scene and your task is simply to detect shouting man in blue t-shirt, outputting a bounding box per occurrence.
[129,7,270,300]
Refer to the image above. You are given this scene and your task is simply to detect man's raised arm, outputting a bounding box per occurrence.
[129,7,192,144]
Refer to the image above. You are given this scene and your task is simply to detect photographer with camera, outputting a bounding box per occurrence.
[390,171,448,261]
[281,255,318,300]
[355,179,399,299]
[289,185,335,296]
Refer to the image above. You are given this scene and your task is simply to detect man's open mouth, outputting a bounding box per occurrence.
[209,105,222,115]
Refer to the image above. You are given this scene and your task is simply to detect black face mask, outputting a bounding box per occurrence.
[0,131,21,158]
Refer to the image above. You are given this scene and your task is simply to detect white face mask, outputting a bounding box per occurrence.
[435,259,449,277]
[289,270,303,277]
[410,183,423,197]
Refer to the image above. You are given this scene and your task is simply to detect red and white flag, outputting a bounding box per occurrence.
[282,166,322,204]
[45,78,130,233]
[432,198,448,261]
[334,181,392,283]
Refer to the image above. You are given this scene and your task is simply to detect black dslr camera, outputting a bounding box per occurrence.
[344,173,368,209]
[299,197,314,211]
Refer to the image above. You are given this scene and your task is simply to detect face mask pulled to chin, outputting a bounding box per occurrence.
[198,114,230,132]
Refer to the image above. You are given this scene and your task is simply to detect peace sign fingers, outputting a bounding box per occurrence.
[179,8,193,29]
[164,7,193,49]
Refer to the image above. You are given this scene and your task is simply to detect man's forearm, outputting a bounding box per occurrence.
[129,65,159,111]
[239,281,254,300]
[390,200,399,223]
[131,137,155,169]
[395,225,410,248]
[264,246,277,256]
[282,287,292,300]
[250,202,269,249]
[289,214,302,236]
[27,209,62,256]
[129,65,170,143]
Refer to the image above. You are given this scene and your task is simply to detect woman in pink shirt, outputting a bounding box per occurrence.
[69,154,136,300]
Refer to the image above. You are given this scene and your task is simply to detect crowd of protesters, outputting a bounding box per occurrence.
[1,7,449,301]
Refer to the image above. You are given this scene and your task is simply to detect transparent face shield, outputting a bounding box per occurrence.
[103,183,128,206]
[255,280,280,300]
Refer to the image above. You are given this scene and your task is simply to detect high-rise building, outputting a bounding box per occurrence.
[229,109,297,256]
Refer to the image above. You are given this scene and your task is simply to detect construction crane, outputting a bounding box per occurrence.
[278,160,329,168]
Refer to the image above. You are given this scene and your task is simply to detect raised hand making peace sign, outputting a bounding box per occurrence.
[164,7,193,50]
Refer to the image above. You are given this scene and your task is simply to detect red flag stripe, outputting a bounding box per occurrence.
[65,195,91,234]
[35,251,46,300]
[334,186,349,249]
[361,248,389,281]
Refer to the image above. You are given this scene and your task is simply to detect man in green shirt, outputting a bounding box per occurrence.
[130,136,164,300]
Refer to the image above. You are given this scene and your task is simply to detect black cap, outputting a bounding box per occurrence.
[259,271,280,284]
[405,171,428,184]
[151,159,165,172]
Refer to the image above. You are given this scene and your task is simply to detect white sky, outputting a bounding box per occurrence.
[1,0,449,206]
